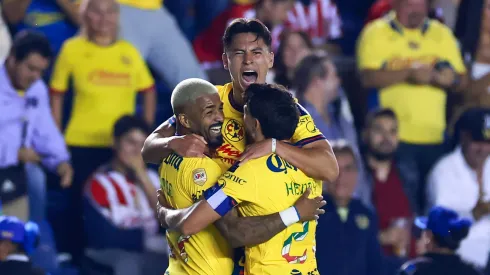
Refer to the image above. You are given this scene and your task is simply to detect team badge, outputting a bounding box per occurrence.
[121,55,132,65]
[306,121,317,134]
[355,215,369,230]
[192,168,207,185]
[225,119,244,142]
[408,41,419,50]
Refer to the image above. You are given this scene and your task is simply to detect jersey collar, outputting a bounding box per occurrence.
[386,11,430,35]
[228,88,244,113]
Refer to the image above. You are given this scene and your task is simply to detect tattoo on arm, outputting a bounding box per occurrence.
[214,208,286,248]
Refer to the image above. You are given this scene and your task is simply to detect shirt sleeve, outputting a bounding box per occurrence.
[203,162,257,216]
[439,27,466,74]
[357,22,387,70]
[49,42,72,93]
[181,158,224,201]
[133,48,155,92]
[31,83,70,171]
[290,103,326,147]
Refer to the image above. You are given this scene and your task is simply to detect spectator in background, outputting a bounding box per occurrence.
[399,206,481,275]
[83,115,166,275]
[316,140,383,275]
[0,31,72,222]
[361,109,419,263]
[0,216,44,275]
[270,30,313,87]
[365,0,445,25]
[0,4,11,62]
[357,0,466,212]
[427,108,490,270]
[117,0,207,88]
[2,0,80,58]
[49,0,155,263]
[193,0,295,70]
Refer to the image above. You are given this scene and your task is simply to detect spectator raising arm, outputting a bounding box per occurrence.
[142,88,156,127]
[2,0,32,24]
[55,0,82,26]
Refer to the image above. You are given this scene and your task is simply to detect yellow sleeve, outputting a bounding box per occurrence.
[290,103,326,147]
[219,163,257,204]
[132,47,155,92]
[357,21,388,70]
[440,27,466,74]
[49,42,73,93]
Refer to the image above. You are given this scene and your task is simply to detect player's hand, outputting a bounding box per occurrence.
[472,199,490,220]
[157,189,171,228]
[294,188,326,222]
[409,63,433,85]
[239,139,272,165]
[56,162,73,188]
[18,147,41,163]
[169,134,209,158]
[432,67,455,88]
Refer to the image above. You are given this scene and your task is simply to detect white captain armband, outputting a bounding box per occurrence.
[279,206,300,226]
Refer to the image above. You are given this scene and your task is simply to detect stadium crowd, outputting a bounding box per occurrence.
[0,0,490,274]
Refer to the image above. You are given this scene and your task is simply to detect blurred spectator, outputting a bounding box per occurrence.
[0,31,72,222]
[0,4,11,62]
[365,0,445,25]
[357,0,466,212]
[270,30,313,87]
[427,108,490,269]
[0,216,45,275]
[361,109,419,261]
[117,0,207,88]
[316,140,383,275]
[48,0,156,263]
[194,0,294,70]
[399,206,481,275]
[286,0,343,50]
[2,0,80,57]
[83,115,166,275]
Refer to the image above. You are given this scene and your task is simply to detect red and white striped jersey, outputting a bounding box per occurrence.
[287,0,342,46]
[84,168,159,234]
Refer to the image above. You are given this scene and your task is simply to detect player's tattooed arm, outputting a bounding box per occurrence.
[142,118,176,164]
[214,209,286,248]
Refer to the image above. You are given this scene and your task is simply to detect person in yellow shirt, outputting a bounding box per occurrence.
[142,18,339,186]
[48,0,156,263]
[357,0,466,212]
[158,83,324,275]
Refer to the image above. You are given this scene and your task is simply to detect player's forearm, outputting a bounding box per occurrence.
[143,90,156,127]
[157,204,196,232]
[360,69,411,90]
[216,213,286,248]
[50,94,64,130]
[2,0,32,24]
[276,140,339,182]
[141,121,176,164]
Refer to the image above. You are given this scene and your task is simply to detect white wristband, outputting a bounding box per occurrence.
[271,138,277,154]
[279,206,300,227]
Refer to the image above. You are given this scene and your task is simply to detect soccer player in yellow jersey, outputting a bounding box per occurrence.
[159,79,326,275]
[160,84,323,275]
[142,18,339,183]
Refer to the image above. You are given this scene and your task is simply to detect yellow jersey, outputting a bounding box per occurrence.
[117,0,162,10]
[215,83,326,166]
[159,153,234,275]
[205,155,322,275]
[50,37,154,147]
[357,12,465,144]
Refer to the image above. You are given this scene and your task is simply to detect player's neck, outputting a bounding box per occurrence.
[87,33,117,46]
[232,82,245,107]
[335,197,351,208]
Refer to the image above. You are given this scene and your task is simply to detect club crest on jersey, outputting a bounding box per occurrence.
[225,119,244,142]
[355,215,369,230]
[192,168,207,186]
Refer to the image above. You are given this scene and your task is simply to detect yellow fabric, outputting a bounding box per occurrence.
[357,13,466,144]
[50,37,154,147]
[219,154,322,275]
[159,153,234,275]
[215,83,325,167]
[117,0,162,10]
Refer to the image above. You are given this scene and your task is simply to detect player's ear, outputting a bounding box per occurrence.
[178,114,191,129]
[267,51,274,69]
[222,53,229,70]
[254,118,261,133]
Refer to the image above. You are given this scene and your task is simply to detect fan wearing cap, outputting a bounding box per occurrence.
[0,216,45,275]
[398,206,481,275]
[427,107,490,269]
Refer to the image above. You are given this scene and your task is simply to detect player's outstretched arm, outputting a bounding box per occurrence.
[142,117,209,164]
[214,188,326,248]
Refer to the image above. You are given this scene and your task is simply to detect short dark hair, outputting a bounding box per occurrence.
[331,139,356,160]
[293,52,330,103]
[245,83,299,140]
[10,30,52,62]
[365,108,397,128]
[222,18,272,52]
[113,115,151,139]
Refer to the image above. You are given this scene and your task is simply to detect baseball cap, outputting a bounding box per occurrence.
[415,206,472,237]
[0,216,26,244]
[456,108,490,142]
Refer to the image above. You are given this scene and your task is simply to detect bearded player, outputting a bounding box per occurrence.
[159,79,325,275]
[160,83,323,275]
